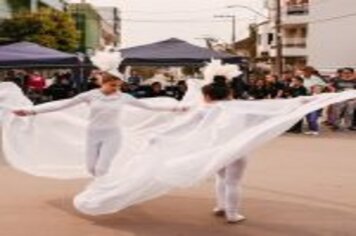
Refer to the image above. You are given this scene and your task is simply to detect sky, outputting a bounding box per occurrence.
[69,0,266,48]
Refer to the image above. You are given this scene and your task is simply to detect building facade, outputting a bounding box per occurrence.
[0,0,66,20]
[68,3,121,53]
[308,0,356,71]
[97,7,121,47]
[257,0,356,72]
[257,0,309,68]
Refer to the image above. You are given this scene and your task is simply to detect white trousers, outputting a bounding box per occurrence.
[215,157,248,214]
[86,129,121,177]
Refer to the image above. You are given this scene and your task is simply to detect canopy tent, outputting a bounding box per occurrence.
[0,42,80,68]
[120,38,247,67]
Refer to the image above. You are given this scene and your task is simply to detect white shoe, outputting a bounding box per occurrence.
[226,212,246,224]
[212,207,225,217]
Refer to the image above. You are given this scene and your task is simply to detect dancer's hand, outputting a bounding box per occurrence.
[13,109,35,116]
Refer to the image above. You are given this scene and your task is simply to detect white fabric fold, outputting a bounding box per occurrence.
[1,81,356,215]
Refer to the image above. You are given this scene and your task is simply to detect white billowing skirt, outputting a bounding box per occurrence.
[1,81,356,215]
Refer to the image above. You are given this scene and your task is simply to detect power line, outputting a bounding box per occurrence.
[119,1,332,16]
[121,18,229,23]
[119,6,227,14]
[1,8,356,25]
[0,8,249,23]
[308,12,356,24]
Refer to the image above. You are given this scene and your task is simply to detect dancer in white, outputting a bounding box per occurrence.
[214,158,247,223]
[13,73,183,177]
[199,78,248,223]
[1,60,356,220]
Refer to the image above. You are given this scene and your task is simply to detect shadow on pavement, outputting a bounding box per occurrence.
[47,195,356,236]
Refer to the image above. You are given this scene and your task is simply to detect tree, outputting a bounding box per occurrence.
[0,8,80,52]
[4,0,30,13]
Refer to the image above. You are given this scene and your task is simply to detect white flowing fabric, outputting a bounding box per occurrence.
[0,82,182,178]
[1,81,356,215]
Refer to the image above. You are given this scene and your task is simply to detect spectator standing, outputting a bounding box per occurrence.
[174,80,188,101]
[147,82,167,97]
[330,68,356,131]
[27,71,46,93]
[301,66,326,93]
[47,76,73,100]
[323,69,344,127]
[128,71,143,85]
[126,83,142,97]
[26,71,46,104]
[305,85,324,135]
[281,71,294,86]
[248,79,268,100]
[329,68,344,85]
[265,74,285,99]
[287,76,308,133]
[230,75,249,99]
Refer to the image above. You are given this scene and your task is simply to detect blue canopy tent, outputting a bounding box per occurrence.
[120,38,247,67]
[0,42,80,68]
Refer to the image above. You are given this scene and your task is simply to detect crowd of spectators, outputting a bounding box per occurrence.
[87,71,188,101]
[2,70,76,104]
[119,67,356,135]
[2,66,355,135]
[229,66,356,134]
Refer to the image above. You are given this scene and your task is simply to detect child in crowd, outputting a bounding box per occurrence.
[305,85,324,135]
[287,76,308,133]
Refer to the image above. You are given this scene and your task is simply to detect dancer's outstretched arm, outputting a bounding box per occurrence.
[124,96,189,112]
[13,92,90,116]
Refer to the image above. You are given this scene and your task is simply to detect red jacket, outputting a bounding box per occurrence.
[28,75,46,92]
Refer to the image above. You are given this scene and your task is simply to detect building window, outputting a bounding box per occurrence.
[286,0,309,15]
[268,33,274,45]
[283,26,307,48]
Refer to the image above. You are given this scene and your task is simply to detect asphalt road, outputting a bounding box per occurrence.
[1,132,356,236]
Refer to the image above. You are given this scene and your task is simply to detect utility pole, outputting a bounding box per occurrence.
[275,0,283,78]
[113,7,120,47]
[232,15,236,44]
[214,15,236,45]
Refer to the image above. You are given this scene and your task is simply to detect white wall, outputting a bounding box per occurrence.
[0,0,11,19]
[308,0,356,71]
[257,22,273,56]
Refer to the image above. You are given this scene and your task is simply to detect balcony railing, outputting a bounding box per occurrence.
[283,37,307,48]
[286,3,309,15]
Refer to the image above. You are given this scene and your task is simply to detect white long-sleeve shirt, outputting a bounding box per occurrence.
[303,75,326,93]
[32,89,176,130]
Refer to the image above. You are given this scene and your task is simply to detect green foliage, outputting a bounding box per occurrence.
[4,0,30,12]
[0,8,80,52]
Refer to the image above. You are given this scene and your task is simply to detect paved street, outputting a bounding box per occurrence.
[1,132,356,236]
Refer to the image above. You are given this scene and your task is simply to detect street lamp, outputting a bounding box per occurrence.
[214,15,236,44]
[227,3,283,78]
